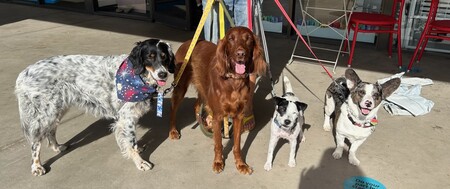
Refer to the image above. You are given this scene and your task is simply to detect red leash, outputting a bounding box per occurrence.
[274,0,334,80]
[247,0,252,31]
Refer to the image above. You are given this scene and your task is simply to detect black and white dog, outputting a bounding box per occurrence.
[323,69,400,165]
[15,39,175,176]
[264,76,308,171]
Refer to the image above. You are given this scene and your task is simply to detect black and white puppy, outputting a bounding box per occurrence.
[323,69,400,165]
[15,39,175,176]
[264,76,308,171]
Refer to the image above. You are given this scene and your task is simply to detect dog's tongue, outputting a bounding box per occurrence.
[235,64,246,74]
[361,108,371,115]
[157,80,166,86]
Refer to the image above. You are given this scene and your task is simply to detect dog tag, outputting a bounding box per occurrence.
[156,92,163,117]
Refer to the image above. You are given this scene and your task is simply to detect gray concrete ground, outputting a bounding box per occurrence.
[1,3,449,189]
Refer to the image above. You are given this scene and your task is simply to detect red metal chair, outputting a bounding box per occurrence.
[407,0,450,72]
[345,0,405,68]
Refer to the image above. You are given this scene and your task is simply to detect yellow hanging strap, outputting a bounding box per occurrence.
[219,0,235,37]
[168,0,214,92]
[219,1,225,39]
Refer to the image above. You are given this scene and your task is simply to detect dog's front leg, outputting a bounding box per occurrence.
[288,137,298,168]
[323,95,335,132]
[332,133,346,160]
[232,115,253,175]
[114,119,152,171]
[348,139,366,166]
[264,132,279,171]
[212,116,224,174]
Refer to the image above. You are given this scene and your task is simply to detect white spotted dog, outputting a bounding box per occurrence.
[323,69,400,166]
[264,76,308,171]
[15,39,175,176]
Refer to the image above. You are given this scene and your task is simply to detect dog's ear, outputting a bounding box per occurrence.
[273,96,284,106]
[159,40,176,74]
[344,68,362,90]
[295,102,308,112]
[129,41,145,74]
[251,34,267,76]
[379,78,401,99]
[214,38,228,76]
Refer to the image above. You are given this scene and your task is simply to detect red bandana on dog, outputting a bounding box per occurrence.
[115,58,156,102]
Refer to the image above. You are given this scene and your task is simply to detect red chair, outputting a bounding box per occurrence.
[345,0,405,68]
[407,0,450,72]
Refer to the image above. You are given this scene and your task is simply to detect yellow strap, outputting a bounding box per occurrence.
[219,1,225,39]
[173,0,215,86]
[219,0,235,28]
[223,117,229,138]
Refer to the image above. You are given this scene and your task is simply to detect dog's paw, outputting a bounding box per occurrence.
[349,154,360,166]
[31,164,46,176]
[169,130,180,140]
[236,163,253,175]
[264,162,272,171]
[51,144,68,153]
[212,161,224,174]
[323,124,332,132]
[288,160,296,168]
[136,160,153,171]
[332,150,343,159]
[301,135,306,142]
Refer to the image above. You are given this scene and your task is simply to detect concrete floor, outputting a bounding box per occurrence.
[1,3,449,189]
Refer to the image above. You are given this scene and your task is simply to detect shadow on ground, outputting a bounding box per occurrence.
[298,148,365,188]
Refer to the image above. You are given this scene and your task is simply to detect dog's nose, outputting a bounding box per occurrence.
[236,49,246,57]
[284,119,291,125]
[365,100,372,108]
[158,72,168,79]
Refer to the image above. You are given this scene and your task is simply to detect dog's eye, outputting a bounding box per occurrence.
[228,36,234,42]
[358,90,365,96]
[160,53,166,60]
[373,93,381,100]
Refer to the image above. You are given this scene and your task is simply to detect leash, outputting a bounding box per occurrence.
[253,0,277,98]
[163,0,234,96]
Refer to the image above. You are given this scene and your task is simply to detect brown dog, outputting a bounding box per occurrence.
[169,27,266,174]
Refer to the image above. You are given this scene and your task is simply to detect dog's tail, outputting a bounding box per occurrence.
[283,76,294,94]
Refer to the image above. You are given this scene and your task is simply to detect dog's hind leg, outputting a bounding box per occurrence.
[323,94,335,132]
[168,88,187,140]
[18,95,62,176]
[30,141,46,176]
[169,72,191,140]
[47,118,68,153]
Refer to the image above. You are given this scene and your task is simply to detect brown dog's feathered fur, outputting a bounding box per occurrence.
[169,27,266,174]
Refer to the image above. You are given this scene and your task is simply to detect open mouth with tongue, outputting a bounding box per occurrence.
[360,107,372,115]
[156,80,166,86]
[234,62,246,75]
[144,69,167,87]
